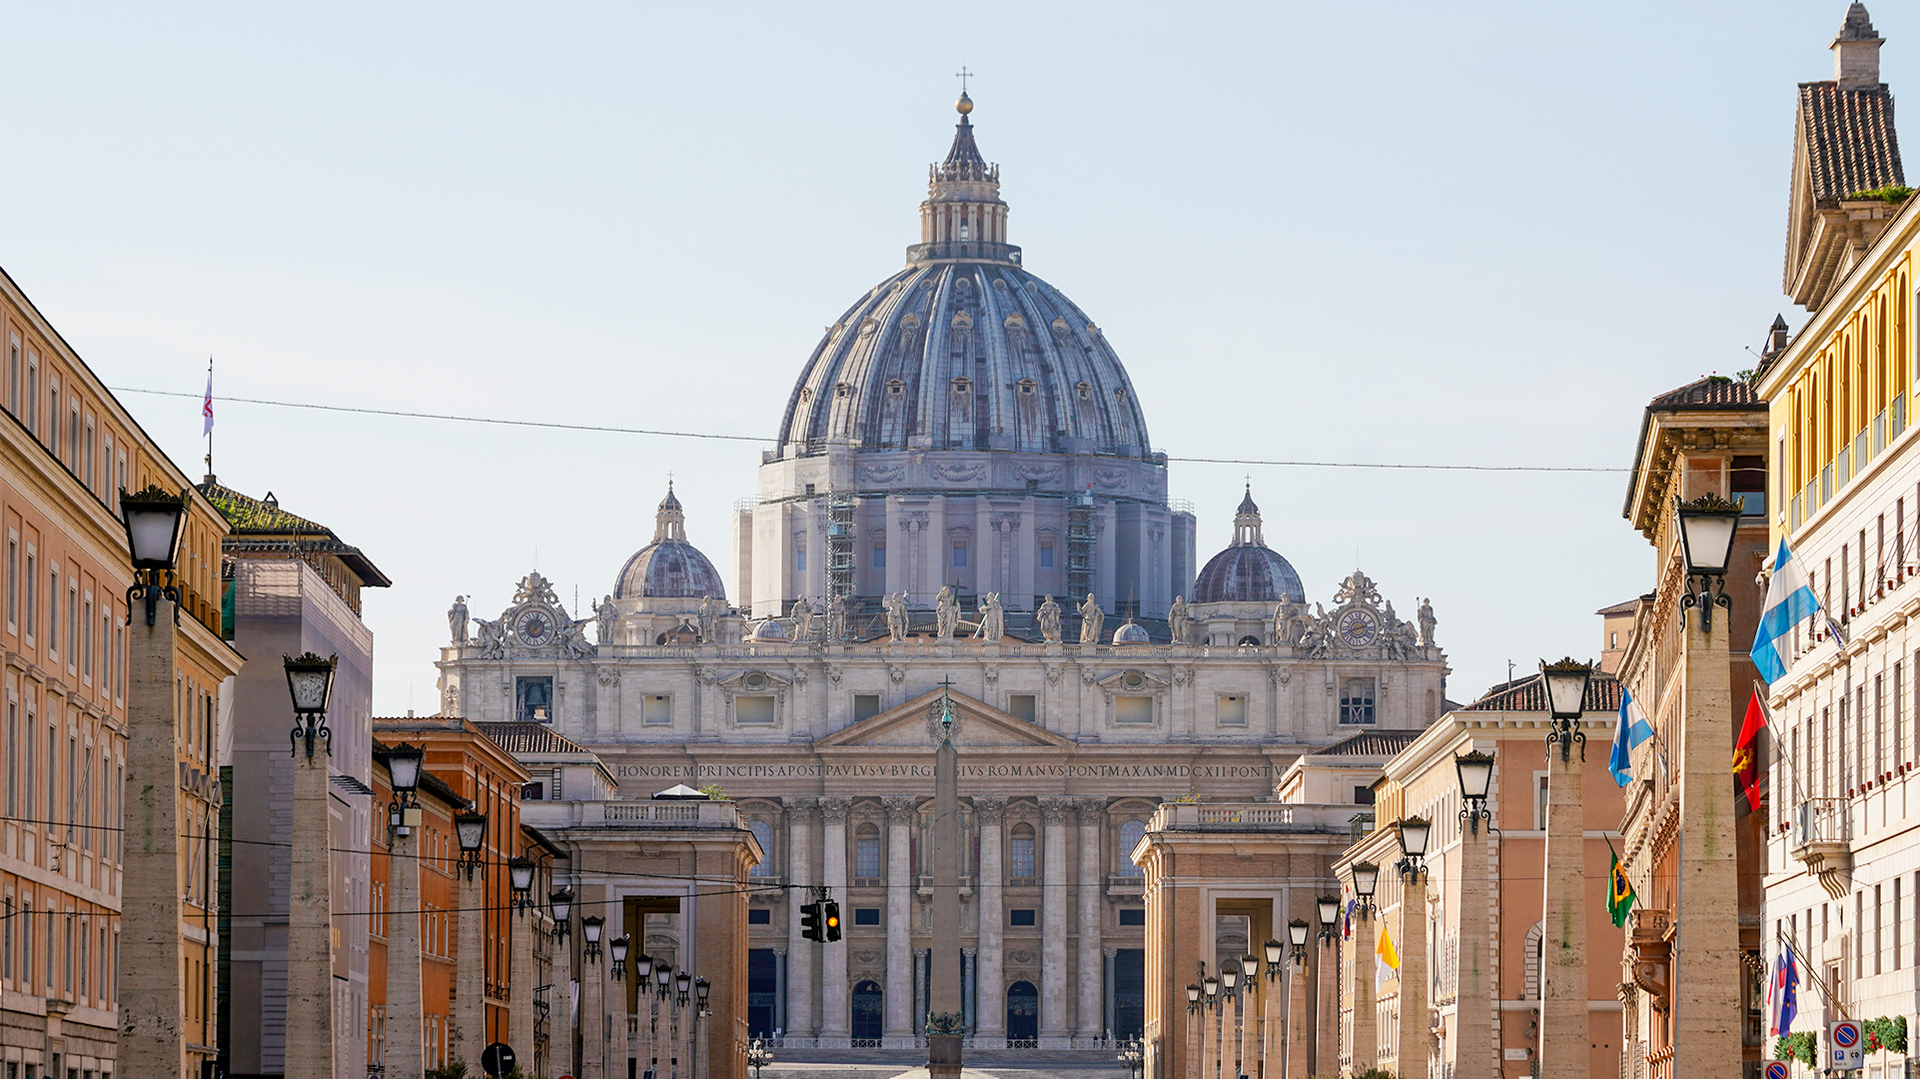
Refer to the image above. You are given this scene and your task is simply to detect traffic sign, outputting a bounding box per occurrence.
[1764,1063,1787,1079]
[481,1043,517,1079]
[1830,1020,1864,1071]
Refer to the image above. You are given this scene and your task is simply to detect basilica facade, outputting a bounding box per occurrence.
[435,93,1450,1052]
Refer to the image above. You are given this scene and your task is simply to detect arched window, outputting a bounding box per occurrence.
[1009,823,1037,879]
[748,819,774,877]
[1117,819,1146,876]
[855,823,882,880]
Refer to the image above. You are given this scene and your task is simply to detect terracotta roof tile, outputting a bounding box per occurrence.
[1312,730,1426,757]
[1799,81,1905,203]
[1646,376,1764,411]
[1462,672,1621,713]
[474,721,600,757]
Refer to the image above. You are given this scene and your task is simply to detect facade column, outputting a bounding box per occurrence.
[1541,737,1584,1079]
[511,897,535,1077]
[1103,948,1118,1039]
[973,798,1007,1047]
[1075,799,1105,1042]
[1040,798,1074,1047]
[1674,616,1742,1079]
[122,603,191,1079]
[784,799,816,1041]
[962,948,977,1034]
[1397,873,1428,1079]
[883,797,916,1048]
[772,947,788,1038]
[454,870,487,1066]
[819,798,852,1047]
[287,722,338,1079]
[1455,810,1493,1079]
[387,830,425,1079]
[914,948,930,1036]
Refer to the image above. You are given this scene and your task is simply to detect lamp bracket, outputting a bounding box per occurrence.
[1546,717,1587,762]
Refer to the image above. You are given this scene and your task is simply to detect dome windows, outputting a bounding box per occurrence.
[1017,378,1037,396]
[901,313,922,331]
[951,311,974,331]
[858,318,880,337]
[951,377,973,395]
[835,382,854,399]
[886,379,906,397]
[1076,382,1094,401]
[1051,316,1072,336]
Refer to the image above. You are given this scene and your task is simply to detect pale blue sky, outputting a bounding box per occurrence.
[0,2,1896,713]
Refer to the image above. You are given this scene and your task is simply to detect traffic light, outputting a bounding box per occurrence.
[823,901,842,942]
[800,901,822,942]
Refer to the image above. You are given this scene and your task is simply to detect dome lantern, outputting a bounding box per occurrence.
[915,94,1016,265]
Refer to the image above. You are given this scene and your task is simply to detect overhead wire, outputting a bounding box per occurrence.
[111,386,1629,474]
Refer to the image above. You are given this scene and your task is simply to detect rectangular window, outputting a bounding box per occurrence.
[1039,545,1055,568]
[7,336,17,415]
[5,700,14,816]
[1009,909,1037,927]
[515,676,553,723]
[1007,694,1036,722]
[1115,696,1153,725]
[1339,678,1377,725]
[1536,774,1551,830]
[25,357,36,436]
[1353,785,1376,805]
[5,536,14,633]
[81,597,91,682]
[736,695,775,725]
[1118,908,1145,927]
[793,546,805,573]
[644,694,672,726]
[872,546,886,569]
[951,544,967,568]
[1010,834,1037,878]
[22,552,32,644]
[1217,694,1247,726]
[45,567,57,660]
[853,694,881,723]
[3,897,11,981]
[1899,662,1907,770]
[84,419,93,493]
[747,908,771,925]
[853,907,881,926]
[65,584,75,667]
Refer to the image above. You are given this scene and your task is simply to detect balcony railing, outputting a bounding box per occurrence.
[1791,798,1849,849]
[519,798,743,830]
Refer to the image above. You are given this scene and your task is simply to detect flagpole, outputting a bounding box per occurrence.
[204,356,214,481]
[1750,679,1810,811]
[1775,927,1849,1021]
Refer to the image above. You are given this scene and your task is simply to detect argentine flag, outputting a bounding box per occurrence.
[1751,539,1824,684]
[1610,689,1654,787]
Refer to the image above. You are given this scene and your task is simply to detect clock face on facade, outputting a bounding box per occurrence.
[1336,608,1380,648]
[517,611,554,646]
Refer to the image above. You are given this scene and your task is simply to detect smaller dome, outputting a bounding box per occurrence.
[1113,621,1151,644]
[750,619,790,641]
[614,483,728,601]
[1191,487,1306,605]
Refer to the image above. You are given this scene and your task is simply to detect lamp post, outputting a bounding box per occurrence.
[1537,656,1592,1079]
[1453,747,1496,1077]
[550,889,575,1077]
[282,652,340,1079]
[634,953,655,1079]
[1393,819,1431,1079]
[607,935,631,1079]
[1280,921,1306,1079]
[452,808,489,1067]
[383,743,428,1079]
[655,963,677,1079]
[1219,965,1237,1079]
[1670,493,1747,1079]
[675,969,693,1079]
[1185,983,1201,1079]
[581,915,605,1079]
[694,977,712,1079]
[1313,896,1339,1079]
[1262,937,1285,1079]
[747,1034,773,1079]
[1541,658,1594,762]
[1238,954,1258,1079]
[502,853,536,1079]
[118,486,200,1079]
[1117,1035,1144,1079]
[1201,971,1219,1079]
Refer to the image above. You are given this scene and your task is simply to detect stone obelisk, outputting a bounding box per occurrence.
[928,686,965,1078]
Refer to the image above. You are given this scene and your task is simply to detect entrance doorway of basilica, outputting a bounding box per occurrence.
[1006,981,1038,1047]
[851,981,883,1046]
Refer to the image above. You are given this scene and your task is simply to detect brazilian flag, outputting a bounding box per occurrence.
[1607,840,1635,928]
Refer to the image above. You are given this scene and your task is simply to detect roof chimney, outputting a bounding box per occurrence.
[1833,3,1884,90]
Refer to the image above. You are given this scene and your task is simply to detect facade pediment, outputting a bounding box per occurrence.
[814,688,1076,749]
[716,669,796,692]
[1092,669,1172,695]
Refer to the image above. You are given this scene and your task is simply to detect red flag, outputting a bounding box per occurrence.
[1734,689,1765,811]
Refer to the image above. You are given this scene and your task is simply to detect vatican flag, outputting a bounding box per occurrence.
[1374,923,1401,992]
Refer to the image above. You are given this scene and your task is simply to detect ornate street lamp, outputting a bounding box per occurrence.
[283,652,338,758]
[549,887,574,939]
[1396,815,1431,879]
[636,952,654,983]
[1240,954,1259,985]
[508,856,535,914]
[609,934,630,981]
[1674,492,1744,631]
[747,1035,773,1079]
[384,742,425,837]
[118,485,186,625]
[582,914,604,963]
[1265,937,1286,980]
[1117,1035,1145,1079]
[675,968,692,1005]
[695,976,711,1015]
[1541,658,1594,762]
[454,808,487,880]
[1456,750,1495,833]
[1202,974,1220,1010]
[1221,965,1238,998]
[1186,983,1201,1013]
[655,961,674,999]
[1316,895,1340,944]
[1287,919,1310,965]
[1350,861,1379,918]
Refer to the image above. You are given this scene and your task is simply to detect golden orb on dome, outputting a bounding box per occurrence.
[955,91,973,115]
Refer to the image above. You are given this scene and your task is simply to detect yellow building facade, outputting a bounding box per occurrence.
[0,263,242,1079]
